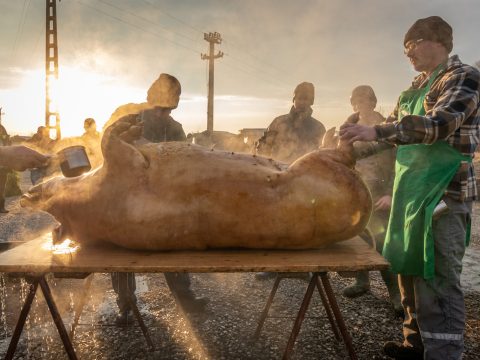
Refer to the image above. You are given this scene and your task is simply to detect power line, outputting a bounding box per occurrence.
[221,60,287,90]
[74,0,202,55]
[11,0,31,61]
[222,39,288,77]
[99,0,200,45]
[138,0,286,82]
[139,0,206,35]
[64,1,289,92]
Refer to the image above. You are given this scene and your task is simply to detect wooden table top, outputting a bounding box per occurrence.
[0,232,389,274]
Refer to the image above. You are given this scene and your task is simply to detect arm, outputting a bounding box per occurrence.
[0,146,49,171]
[341,112,395,156]
[353,141,394,160]
[374,67,480,144]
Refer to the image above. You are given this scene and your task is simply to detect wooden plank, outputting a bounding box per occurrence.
[0,232,389,274]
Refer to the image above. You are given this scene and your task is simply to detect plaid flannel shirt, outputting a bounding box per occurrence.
[375,55,480,201]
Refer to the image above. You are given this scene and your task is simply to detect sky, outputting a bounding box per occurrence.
[0,0,479,138]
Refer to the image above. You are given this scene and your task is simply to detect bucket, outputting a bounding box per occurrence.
[57,145,91,177]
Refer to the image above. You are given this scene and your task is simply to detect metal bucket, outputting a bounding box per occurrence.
[57,145,91,177]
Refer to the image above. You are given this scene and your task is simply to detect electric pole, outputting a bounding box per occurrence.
[45,0,61,139]
[201,32,223,133]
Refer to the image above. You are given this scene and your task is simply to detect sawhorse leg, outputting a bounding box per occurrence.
[255,272,357,360]
[5,275,78,360]
[319,273,357,360]
[253,275,282,339]
[283,273,346,359]
[254,273,340,342]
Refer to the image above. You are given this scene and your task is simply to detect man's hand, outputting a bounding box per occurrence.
[0,145,49,171]
[374,195,392,211]
[339,123,377,143]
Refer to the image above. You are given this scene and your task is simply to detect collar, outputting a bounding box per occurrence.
[412,55,462,88]
[289,105,313,119]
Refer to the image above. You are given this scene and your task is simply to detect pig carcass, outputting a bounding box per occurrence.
[21,116,372,250]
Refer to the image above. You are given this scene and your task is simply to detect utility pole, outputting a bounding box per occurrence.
[201,32,223,133]
[0,107,4,125]
[45,0,61,139]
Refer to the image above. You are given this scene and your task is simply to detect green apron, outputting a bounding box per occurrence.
[382,66,471,279]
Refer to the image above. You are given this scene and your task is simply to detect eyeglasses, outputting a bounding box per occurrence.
[404,38,424,54]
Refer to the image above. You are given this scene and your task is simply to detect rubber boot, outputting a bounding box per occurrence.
[0,198,8,213]
[381,270,404,318]
[342,271,370,298]
[383,341,423,360]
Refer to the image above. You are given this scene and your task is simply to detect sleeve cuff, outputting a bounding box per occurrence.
[374,123,397,140]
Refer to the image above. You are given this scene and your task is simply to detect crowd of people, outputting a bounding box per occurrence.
[0,15,479,360]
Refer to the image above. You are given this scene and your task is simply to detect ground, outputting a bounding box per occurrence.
[0,172,479,360]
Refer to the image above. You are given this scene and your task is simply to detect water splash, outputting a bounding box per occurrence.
[0,274,7,340]
[19,278,31,357]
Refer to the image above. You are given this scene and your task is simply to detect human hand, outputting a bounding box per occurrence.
[0,145,49,171]
[345,112,360,124]
[339,123,377,144]
[374,195,392,211]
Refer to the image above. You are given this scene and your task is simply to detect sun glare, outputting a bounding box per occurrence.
[3,66,144,137]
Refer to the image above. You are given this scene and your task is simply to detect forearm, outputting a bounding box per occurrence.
[375,68,480,145]
[353,141,394,160]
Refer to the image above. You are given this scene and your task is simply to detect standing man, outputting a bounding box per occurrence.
[341,85,402,317]
[81,118,100,142]
[255,82,326,280]
[111,73,207,325]
[340,16,480,360]
[256,82,326,163]
[80,118,102,169]
[0,123,11,213]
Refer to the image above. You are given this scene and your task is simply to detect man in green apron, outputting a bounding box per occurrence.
[340,16,480,360]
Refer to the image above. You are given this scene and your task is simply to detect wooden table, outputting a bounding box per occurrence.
[0,232,389,360]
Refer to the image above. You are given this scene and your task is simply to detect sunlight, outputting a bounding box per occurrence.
[42,238,80,255]
[2,66,144,137]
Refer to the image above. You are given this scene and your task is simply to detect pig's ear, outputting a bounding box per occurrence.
[101,114,149,171]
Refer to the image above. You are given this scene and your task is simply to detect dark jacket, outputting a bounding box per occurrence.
[140,108,186,143]
[256,106,326,163]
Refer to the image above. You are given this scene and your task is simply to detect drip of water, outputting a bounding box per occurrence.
[89,291,98,353]
[19,278,31,357]
[69,291,75,315]
[0,274,7,340]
